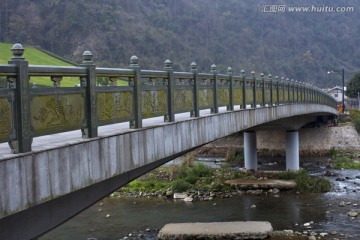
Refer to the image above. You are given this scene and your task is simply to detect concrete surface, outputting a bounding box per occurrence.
[158,221,273,240]
[225,179,296,190]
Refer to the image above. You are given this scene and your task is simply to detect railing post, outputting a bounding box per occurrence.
[210,64,218,113]
[80,51,98,138]
[164,59,175,122]
[7,43,32,153]
[129,56,142,128]
[260,73,265,107]
[190,62,200,117]
[227,67,234,111]
[269,74,273,106]
[251,71,256,108]
[241,70,246,109]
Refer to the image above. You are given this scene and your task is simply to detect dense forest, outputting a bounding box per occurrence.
[1,0,359,87]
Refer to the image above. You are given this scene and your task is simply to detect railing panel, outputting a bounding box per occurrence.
[96,87,133,126]
[0,89,14,143]
[256,82,262,106]
[218,87,229,107]
[173,77,194,114]
[232,77,243,107]
[198,75,214,110]
[265,84,271,105]
[30,88,85,136]
[278,85,284,104]
[245,79,253,107]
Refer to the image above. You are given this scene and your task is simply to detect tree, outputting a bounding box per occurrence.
[346,72,360,98]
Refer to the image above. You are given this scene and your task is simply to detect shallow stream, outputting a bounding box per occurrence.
[40,159,360,240]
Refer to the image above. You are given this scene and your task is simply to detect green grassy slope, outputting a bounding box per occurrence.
[0,43,128,87]
[0,43,78,87]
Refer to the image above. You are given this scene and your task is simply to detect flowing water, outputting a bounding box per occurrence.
[40,159,360,240]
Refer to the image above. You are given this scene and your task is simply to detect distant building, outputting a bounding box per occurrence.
[325,85,347,102]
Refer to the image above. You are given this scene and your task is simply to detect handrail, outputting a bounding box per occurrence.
[0,43,337,153]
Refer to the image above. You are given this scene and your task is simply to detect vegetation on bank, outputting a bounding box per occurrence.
[278,170,331,193]
[331,157,360,170]
[349,109,360,133]
[120,153,331,197]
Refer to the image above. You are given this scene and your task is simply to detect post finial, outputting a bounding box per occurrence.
[211,64,217,73]
[82,50,93,63]
[130,55,139,67]
[190,62,197,71]
[241,69,245,76]
[227,67,233,74]
[164,59,173,70]
[251,71,256,77]
[11,43,25,60]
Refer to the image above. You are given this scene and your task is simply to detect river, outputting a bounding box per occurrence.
[39,159,360,240]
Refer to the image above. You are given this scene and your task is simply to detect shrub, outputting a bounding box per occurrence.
[172,179,191,192]
[191,163,212,178]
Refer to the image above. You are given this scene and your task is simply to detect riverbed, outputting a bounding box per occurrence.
[40,161,360,240]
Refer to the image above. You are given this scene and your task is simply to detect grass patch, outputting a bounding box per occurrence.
[279,170,331,193]
[331,157,360,170]
[329,147,340,158]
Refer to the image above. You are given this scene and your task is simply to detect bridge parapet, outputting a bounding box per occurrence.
[0,43,337,153]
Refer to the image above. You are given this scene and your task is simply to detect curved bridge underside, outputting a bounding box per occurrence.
[0,104,337,239]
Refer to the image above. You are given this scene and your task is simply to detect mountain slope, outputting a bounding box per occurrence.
[1,0,359,87]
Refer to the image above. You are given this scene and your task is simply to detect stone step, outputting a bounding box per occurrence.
[225,179,296,190]
[158,221,273,240]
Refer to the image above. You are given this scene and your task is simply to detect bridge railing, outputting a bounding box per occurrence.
[0,44,337,153]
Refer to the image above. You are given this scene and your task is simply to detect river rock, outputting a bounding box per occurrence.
[184,197,193,202]
[339,201,346,207]
[166,190,173,197]
[308,236,316,240]
[173,193,187,199]
[347,211,358,217]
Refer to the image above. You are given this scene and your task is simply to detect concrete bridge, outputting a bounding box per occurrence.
[0,44,337,239]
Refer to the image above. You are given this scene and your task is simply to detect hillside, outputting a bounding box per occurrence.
[1,0,360,87]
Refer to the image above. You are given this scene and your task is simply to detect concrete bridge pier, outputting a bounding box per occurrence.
[244,131,257,170]
[286,131,300,171]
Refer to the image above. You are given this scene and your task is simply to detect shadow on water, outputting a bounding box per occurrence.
[40,158,360,240]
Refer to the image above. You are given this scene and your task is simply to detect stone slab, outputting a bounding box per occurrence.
[158,221,273,240]
[225,179,296,190]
